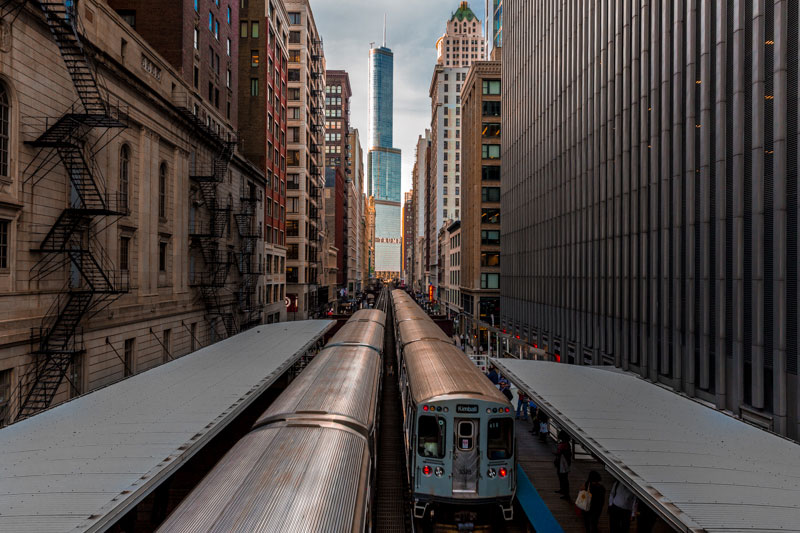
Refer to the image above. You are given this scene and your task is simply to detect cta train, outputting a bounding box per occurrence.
[157,309,386,533]
[392,290,515,523]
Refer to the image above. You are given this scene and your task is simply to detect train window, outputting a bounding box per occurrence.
[418,415,446,458]
[457,421,474,450]
[487,418,513,459]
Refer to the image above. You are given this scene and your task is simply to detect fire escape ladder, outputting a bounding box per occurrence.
[15,1,128,421]
[37,0,107,116]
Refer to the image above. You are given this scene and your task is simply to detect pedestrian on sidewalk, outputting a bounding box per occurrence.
[581,470,606,533]
[553,430,572,500]
[608,480,637,533]
[516,390,529,420]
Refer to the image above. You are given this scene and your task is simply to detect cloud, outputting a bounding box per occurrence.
[312,0,489,199]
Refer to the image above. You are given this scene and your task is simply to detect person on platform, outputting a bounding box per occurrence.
[608,479,637,533]
[486,366,499,385]
[582,470,606,533]
[553,431,572,499]
[516,390,529,421]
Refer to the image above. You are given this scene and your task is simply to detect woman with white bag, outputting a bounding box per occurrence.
[576,470,606,533]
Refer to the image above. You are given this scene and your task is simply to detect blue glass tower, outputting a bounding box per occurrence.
[368,44,402,276]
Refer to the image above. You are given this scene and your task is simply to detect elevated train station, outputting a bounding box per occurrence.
[1,290,799,533]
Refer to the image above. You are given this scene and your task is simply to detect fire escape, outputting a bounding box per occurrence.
[309,38,325,313]
[17,0,128,419]
[233,183,263,330]
[186,132,237,339]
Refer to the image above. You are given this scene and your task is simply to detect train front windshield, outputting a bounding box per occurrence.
[418,415,446,458]
[487,418,513,460]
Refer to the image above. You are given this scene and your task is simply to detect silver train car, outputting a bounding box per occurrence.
[157,309,386,533]
[392,290,515,522]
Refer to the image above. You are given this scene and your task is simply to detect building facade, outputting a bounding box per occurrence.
[285,0,325,319]
[108,0,239,129]
[325,70,351,289]
[426,2,486,300]
[347,128,365,293]
[238,0,289,324]
[0,0,265,425]
[402,191,414,281]
[461,59,501,349]
[368,44,401,279]
[445,221,462,319]
[502,0,800,440]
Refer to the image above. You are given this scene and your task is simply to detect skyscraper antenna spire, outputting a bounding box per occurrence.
[383,13,387,47]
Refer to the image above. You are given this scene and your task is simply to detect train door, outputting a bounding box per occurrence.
[452,419,479,493]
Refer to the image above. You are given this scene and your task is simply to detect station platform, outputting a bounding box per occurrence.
[0,320,333,533]
[495,358,800,533]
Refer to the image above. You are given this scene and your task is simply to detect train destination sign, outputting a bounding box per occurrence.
[456,404,479,414]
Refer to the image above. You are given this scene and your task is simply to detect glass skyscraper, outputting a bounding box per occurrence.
[368,45,402,276]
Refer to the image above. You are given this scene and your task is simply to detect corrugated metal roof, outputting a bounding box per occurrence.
[255,345,381,434]
[0,320,333,533]
[155,423,371,533]
[327,320,385,353]
[492,359,800,533]
[405,341,508,405]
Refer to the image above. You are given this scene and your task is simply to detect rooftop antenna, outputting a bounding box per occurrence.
[383,13,387,47]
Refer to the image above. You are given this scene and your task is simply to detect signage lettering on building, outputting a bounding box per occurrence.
[375,237,402,245]
[141,54,162,81]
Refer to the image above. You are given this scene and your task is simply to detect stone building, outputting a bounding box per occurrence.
[402,190,413,281]
[426,2,485,298]
[0,0,265,424]
[502,0,800,439]
[238,0,288,324]
[461,58,501,349]
[346,127,364,293]
[284,0,325,319]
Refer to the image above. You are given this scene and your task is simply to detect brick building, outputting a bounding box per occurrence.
[284,0,325,319]
[238,0,288,323]
[325,70,351,290]
[108,0,239,129]
[461,58,501,349]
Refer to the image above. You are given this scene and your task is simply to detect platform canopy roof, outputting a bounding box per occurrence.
[0,320,333,533]
[492,358,800,533]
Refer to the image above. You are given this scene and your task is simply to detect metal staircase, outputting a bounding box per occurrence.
[189,136,240,340]
[12,0,128,421]
[234,184,263,330]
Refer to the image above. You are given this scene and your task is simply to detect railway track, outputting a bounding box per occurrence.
[375,287,412,533]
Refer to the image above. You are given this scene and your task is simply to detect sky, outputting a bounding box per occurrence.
[312,0,491,198]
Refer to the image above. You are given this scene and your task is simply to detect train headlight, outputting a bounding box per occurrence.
[423,465,432,476]
[487,468,497,478]
[423,405,429,411]
[499,467,508,478]
[435,466,444,477]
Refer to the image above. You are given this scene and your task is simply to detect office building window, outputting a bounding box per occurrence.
[481,187,501,202]
[0,220,7,269]
[482,165,500,181]
[119,144,130,210]
[251,21,259,38]
[482,101,501,116]
[481,230,500,245]
[288,12,301,24]
[159,241,167,272]
[119,236,130,271]
[482,80,501,95]
[481,273,500,289]
[250,78,258,96]
[251,50,259,67]
[158,163,167,219]
[482,123,501,137]
[481,208,501,224]
[240,21,247,38]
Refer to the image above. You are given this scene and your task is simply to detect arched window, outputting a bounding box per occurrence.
[119,144,130,210]
[158,162,167,219]
[0,83,10,178]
